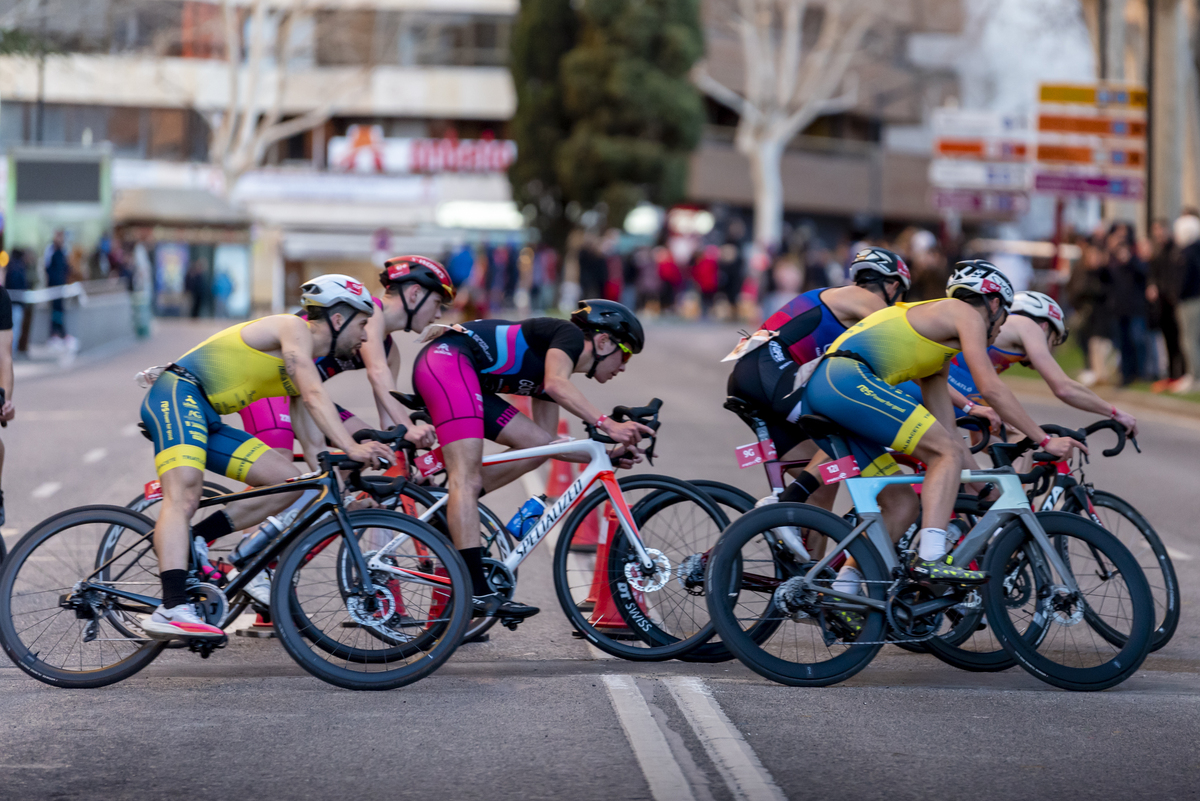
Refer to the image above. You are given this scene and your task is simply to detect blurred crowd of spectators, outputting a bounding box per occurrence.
[1067,211,1200,393]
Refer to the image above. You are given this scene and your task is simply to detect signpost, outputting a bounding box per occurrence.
[927,109,1031,216]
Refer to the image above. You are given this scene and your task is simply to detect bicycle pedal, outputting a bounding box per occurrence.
[500,616,523,631]
[186,634,228,658]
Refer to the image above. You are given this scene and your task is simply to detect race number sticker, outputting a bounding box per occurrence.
[818,455,861,485]
[144,480,163,502]
[734,440,778,469]
[415,447,446,478]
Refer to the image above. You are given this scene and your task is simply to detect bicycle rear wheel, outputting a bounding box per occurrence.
[553,475,728,661]
[983,511,1153,691]
[1063,490,1179,652]
[0,506,166,688]
[271,510,471,690]
[706,503,887,686]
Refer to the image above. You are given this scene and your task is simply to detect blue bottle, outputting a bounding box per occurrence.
[505,494,548,540]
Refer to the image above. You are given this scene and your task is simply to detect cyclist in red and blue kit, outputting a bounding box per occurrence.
[724,248,922,532]
[412,300,652,620]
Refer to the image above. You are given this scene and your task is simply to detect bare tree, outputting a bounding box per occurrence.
[693,0,883,250]
[208,0,338,194]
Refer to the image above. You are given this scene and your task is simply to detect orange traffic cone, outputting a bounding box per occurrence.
[545,418,575,498]
[586,506,641,633]
[235,610,276,639]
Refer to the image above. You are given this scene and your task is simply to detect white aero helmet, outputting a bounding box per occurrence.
[300,274,376,316]
[1012,290,1068,344]
[946,260,1015,308]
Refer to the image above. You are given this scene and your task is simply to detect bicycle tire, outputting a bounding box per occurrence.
[1060,490,1179,652]
[706,503,888,687]
[0,506,167,688]
[553,474,728,661]
[390,483,513,642]
[983,511,1153,691]
[271,509,471,690]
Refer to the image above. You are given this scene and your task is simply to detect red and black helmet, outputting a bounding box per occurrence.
[381,255,456,302]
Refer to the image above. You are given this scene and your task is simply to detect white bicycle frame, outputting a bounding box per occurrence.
[796,468,1080,612]
[366,437,659,579]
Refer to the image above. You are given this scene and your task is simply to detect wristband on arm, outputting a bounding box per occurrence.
[962,402,974,415]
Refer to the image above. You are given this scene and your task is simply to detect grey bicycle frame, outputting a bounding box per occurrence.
[794,468,1079,612]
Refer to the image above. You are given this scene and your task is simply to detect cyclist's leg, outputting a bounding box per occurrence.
[207,423,303,527]
[482,397,553,492]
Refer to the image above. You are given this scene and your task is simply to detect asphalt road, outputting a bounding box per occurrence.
[1,318,1199,801]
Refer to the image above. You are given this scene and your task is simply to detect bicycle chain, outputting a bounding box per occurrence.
[809,578,952,647]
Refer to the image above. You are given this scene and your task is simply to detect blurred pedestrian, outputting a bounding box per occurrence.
[1106,222,1149,385]
[654,246,682,312]
[1069,236,1115,387]
[578,236,607,300]
[45,230,74,351]
[5,248,27,356]
[693,244,720,316]
[762,255,803,319]
[185,258,210,318]
[1173,212,1200,393]
[0,275,16,524]
[1147,218,1186,390]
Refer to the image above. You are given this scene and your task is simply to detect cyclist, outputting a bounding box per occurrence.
[898,289,1138,436]
[725,247,918,530]
[411,299,653,620]
[138,275,394,640]
[238,257,453,458]
[801,260,1086,630]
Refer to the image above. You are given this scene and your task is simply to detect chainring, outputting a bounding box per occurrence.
[886,584,943,640]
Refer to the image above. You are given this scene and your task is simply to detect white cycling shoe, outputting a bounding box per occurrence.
[141,604,224,640]
[242,571,272,608]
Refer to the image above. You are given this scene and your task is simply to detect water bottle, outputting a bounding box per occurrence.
[505,494,547,540]
[230,489,319,568]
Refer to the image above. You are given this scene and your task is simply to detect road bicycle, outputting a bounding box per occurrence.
[706,412,1155,691]
[0,429,472,690]
[383,395,733,660]
[1028,420,1178,651]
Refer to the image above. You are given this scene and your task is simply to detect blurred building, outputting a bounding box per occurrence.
[0,0,520,313]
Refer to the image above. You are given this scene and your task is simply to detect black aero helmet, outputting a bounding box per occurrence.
[571,299,645,354]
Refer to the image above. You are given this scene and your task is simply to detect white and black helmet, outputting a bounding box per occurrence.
[1011,290,1068,344]
[849,247,912,292]
[946,260,1015,308]
[299,274,376,315]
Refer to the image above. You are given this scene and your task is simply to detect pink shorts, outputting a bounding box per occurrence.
[412,339,520,445]
[238,397,294,450]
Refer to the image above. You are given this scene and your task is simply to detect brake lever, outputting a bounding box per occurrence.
[1130,435,1141,454]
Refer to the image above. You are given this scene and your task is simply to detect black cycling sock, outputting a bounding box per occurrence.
[781,472,822,504]
[459,547,490,596]
[161,569,190,609]
[191,511,235,544]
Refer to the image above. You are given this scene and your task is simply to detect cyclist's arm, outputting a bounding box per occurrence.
[290,396,322,470]
[953,306,1048,444]
[1016,317,1138,435]
[279,318,364,455]
[542,349,605,425]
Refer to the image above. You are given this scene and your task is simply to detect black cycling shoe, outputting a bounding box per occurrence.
[471,593,540,620]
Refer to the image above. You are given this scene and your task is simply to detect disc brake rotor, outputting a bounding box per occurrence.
[1045,585,1084,626]
[625,548,672,593]
[346,580,399,629]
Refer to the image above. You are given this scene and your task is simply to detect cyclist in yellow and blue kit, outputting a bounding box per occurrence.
[802,261,1086,626]
[138,275,394,640]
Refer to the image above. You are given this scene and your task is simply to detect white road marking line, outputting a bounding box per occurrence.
[122,423,140,437]
[82,448,107,464]
[602,675,698,801]
[1166,546,1193,562]
[664,677,786,801]
[31,482,62,500]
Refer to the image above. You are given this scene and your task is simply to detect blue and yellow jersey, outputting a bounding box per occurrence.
[173,317,300,415]
[827,300,959,385]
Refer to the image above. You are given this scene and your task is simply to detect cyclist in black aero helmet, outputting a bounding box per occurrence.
[411,298,652,622]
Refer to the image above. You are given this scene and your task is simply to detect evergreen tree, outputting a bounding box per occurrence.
[508,0,705,243]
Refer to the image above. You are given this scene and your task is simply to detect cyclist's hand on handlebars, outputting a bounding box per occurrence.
[404,422,438,449]
[346,441,395,469]
[1043,436,1088,461]
[600,418,653,447]
[609,443,644,470]
[974,405,1003,435]
[0,400,14,423]
[1112,408,1138,437]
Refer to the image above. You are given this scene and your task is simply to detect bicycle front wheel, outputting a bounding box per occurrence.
[553,475,728,661]
[705,503,888,687]
[0,506,166,688]
[271,510,471,690]
[1063,490,1179,652]
[983,511,1154,691]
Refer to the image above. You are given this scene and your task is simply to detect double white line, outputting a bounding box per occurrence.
[602,674,786,801]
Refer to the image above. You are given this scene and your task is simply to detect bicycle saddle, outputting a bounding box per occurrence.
[389,391,427,412]
[798,414,846,441]
[723,396,765,433]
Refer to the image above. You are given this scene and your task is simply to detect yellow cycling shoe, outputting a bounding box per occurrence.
[907,554,988,585]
